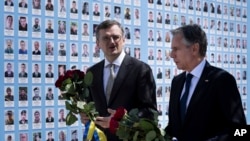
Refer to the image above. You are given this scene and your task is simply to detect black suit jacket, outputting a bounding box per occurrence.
[33,72,41,78]
[5,71,14,77]
[165,61,246,141]
[19,2,27,8]
[46,117,54,123]
[5,1,14,6]
[87,55,157,141]
[46,72,54,78]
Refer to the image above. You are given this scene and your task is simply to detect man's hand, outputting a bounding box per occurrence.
[94,108,116,128]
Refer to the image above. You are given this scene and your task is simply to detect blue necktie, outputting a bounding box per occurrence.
[180,73,193,122]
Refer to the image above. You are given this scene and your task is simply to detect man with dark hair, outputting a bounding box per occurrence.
[19,110,28,124]
[46,64,54,78]
[45,20,54,33]
[5,110,14,125]
[5,63,14,77]
[45,0,53,11]
[32,87,41,100]
[5,87,13,101]
[46,109,54,123]
[46,131,54,141]
[58,43,66,56]
[19,63,28,77]
[19,0,28,8]
[32,64,41,78]
[80,20,157,141]
[19,16,28,31]
[71,130,78,141]
[5,0,14,6]
[46,87,54,100]
[165,24,246,141]
[70,0,78,13]
[19,88,27,101]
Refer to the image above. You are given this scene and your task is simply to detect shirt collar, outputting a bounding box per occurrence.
[188,59,206,79]
[105,51,125,67]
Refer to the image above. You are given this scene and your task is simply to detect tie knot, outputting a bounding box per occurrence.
[186,73,193,80]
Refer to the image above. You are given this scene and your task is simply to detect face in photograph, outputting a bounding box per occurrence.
[5,87,13,101]
[134,28,140,39]
[104,5,110,17]
[5,15,13,30]
[33,18,41,32]
[45,0,54,11]
[33,110,41,123]
[82,23,89,36]
[82,2,89,15]
[19,87,28,101]
[93,3,100,16]
[58,65,66,76]
[20,133,28,141]
[19,110,28,124]
[5,62,14,77]
[5,110,14,125]
[58,20,66,34]
[58,130,66,141]
[19,40,27,54]
[59,0,66,12]
[19,16,28,31]
[32,41,41,55]
[33,0,41,9]
[46,41,54,55]
[134,8,140,19]
[46,20,54,33]
[5,39,14,54]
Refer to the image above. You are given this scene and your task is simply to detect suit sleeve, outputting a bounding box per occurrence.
[135,63,157,119]
[216,71,246,126]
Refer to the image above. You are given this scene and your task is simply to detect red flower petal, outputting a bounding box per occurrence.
[113,107,126,121]
[109,118,119,134]
[55,75,65,88]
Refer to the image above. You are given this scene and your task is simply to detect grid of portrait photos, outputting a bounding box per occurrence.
[2,0,248,140]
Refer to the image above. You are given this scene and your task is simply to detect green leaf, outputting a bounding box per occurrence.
[139,119,154,131]
[64,83,73,93]
[146,130,156,141]
[116,129,130,139]
[65,101,78,114]
[66,112,78,125]
[132,131,139,141]
[84,72,93,86]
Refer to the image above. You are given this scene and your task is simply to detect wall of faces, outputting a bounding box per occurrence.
[1,0,248,140]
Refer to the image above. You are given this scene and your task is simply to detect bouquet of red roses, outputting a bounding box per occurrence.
[55,69,107,141]
[110,107,170,141]
[55,69,97,125]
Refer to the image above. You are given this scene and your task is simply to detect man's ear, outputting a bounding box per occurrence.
[192,43,199,54]
[96,39,99,47]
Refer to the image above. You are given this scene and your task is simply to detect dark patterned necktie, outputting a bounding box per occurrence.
[180,73,193,122]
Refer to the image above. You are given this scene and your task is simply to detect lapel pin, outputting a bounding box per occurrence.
[205,80,209,82]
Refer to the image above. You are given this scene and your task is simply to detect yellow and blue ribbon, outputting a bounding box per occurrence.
[83,121,107,141]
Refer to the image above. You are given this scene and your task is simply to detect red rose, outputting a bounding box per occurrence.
[73,70,85,79]
[65,70,74,79]
[55,75,65,88]
[109,118,119,134]
[113,107,126,121]
[79,71,85,79]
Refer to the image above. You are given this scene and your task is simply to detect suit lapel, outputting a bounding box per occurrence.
[92,61,107,105]
[171,72,186,127]
[185,62,212,122]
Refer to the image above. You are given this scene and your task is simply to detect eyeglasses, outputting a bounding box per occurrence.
[100,35,122,43]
